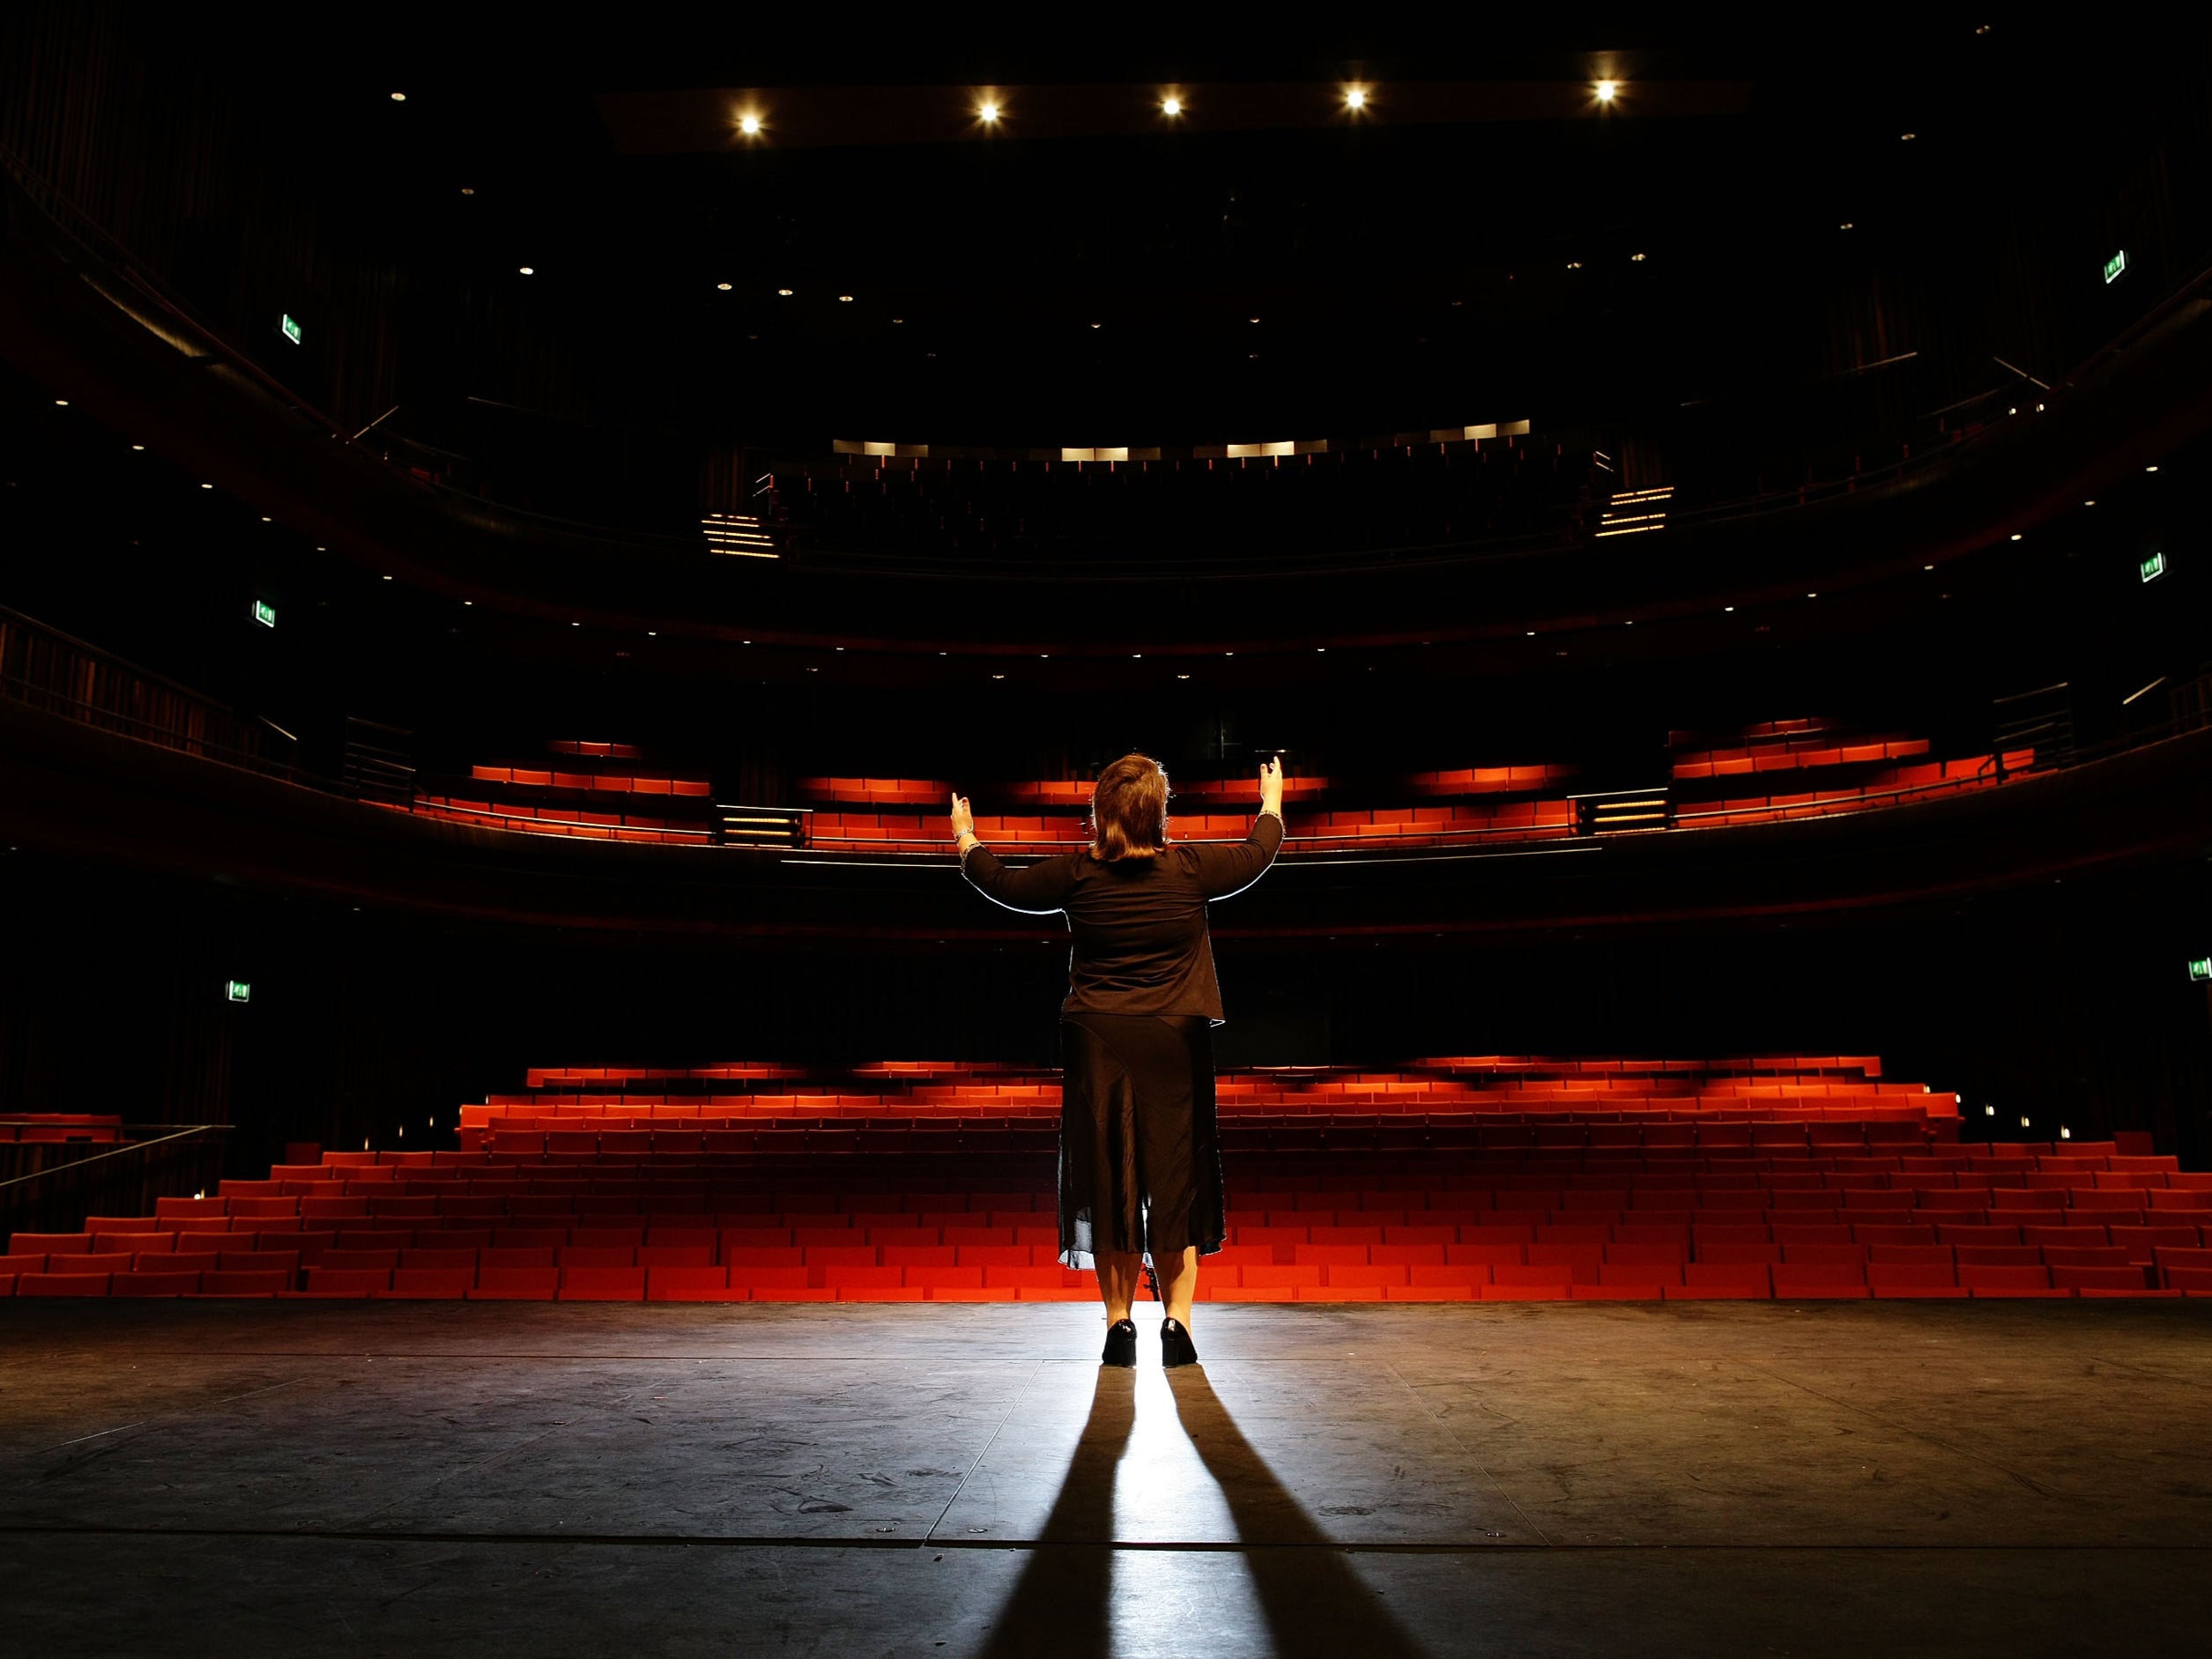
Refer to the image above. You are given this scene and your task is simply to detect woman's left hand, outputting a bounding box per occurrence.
[949,793,976,841]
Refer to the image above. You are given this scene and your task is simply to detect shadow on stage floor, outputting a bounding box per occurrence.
[978,1364,1426,1658]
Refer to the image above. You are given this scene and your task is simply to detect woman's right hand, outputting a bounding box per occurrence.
[949,793,976,842]
[1258,756,1283,817]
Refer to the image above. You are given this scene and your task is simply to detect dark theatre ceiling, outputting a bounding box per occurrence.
[6,15,2205,457]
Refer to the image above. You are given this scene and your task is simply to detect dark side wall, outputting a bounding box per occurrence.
[4,845,2205,1176]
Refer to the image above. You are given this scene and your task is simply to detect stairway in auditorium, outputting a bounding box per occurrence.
[7,1057,2209,1303]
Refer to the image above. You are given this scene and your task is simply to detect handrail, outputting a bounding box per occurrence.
[0,1123,229,1192]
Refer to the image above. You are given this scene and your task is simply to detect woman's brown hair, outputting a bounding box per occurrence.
[1090,752,1168,861]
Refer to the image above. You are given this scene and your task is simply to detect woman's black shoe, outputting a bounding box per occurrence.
[1160,1317,1199,1368]
[1101,1318,1138,1367]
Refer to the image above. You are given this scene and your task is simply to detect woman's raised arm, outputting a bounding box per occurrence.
[954,791,1079,914]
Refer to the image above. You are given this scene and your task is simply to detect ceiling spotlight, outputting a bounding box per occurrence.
[130,443,144,450]
[1177,673,1190,680]
[716,282,731,291]
[2010,533,2023,541]
[1090,322,1101,329]
[738,114,761,136]
[1900,131,1917,141]
[1567,261,1582,270]
[1162,96,1183,116]
[978,100,999,123]
[2147,464,2160,472]
[991,673,1005,679]
[1595,80,1618,102]
[2083,500,2096,507]
[200,483,212,490]
[1343,86,1368,110]
[1630,252,1646,262]
[53,398,67,406]
[777,287,793,296]
[1724,605,1735,611]
[461,187,475,196]
[390,92,406,102]
[1839,221,1855,230]
[518,266,534,275]
[838,294,854,303]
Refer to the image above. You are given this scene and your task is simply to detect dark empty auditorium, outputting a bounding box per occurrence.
[5,15,2211,1655]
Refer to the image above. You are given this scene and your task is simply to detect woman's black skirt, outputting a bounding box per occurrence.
[1057,1013,1225,1269]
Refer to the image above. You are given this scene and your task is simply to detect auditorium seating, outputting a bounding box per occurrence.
[374,726,2038,857]
[1670,719,2037,828]
[404,739,717,844]
[10,1057,2204,1304]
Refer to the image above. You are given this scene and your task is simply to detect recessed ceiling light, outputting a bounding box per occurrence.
[838,294,854,303]
[2083,500,2096,506]
[200,483,212,489]
[1595,80,1618,102]
[1177,673,1190,679]
[978,101,999,122]
[1162,96,1183,116]
[1901,131,1917,141]
[1316,647,1326,653]
[1924,564,1934,570]
[390,92,406,102]
[1091,322,1101,330]
[460,187,475,196]
[1840,221,1854,230]
[739,114,761,136]
[1807,591,1818,598]
[1527,630,1536,636]
[1567,261,1582,270]
[777,288,792,296]
[54,398,67,406]
[382,574,392,581]
[2009,533,2023,541]
[518,266,534,276]
[892,317,903,324]
[716,282,731,291]
[1630,252,1646,262]
[1724,605,1735,611]
[260,515,271,522]
[1343,87,1367,110]
[2147,465,2160,472]
[991,673,1005,679]
[130,443,143,450]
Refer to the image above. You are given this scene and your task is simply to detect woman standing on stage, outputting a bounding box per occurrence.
[951,752,1284,1367]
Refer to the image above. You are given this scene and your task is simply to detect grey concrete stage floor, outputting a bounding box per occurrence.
[0,1301,2207,1656]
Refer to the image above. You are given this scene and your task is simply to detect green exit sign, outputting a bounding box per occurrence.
[2104,249,2127,285]
[2190,958,2211,983]
[226,980,252,1003]
[252,598,277,627]
[2141,550,2166,583]
[279,313,302,344]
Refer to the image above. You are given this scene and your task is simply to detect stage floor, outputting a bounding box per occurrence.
[1,1300,2205,1656]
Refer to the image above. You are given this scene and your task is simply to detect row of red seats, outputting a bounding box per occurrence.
[468,765,709,796]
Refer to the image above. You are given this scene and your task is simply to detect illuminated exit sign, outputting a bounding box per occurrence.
[252,599,277,626]
[226,980,252,1003]
[279,313,302,344]
[2190,958,2211,983]
[2104,250,2127,285]
[2141,550,2166,583]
